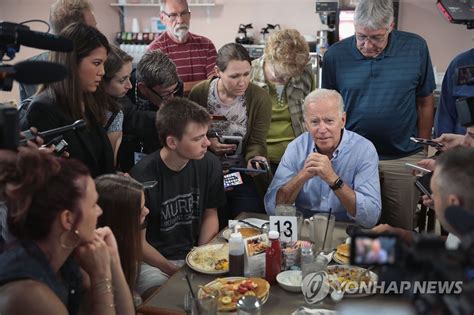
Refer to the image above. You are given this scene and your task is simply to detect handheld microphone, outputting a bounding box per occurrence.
[19,120,86,146]
[445,205,474,236]
[16,28,74,52]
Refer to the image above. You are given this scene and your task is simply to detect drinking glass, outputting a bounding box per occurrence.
[275,204,296,216]
[312,213,335,252]
[191,294,217,315]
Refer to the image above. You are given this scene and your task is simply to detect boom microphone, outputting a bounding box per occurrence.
[445,205,474,236]
[13,61,68,84]
[0,61,68,85]
[16,28,74,52]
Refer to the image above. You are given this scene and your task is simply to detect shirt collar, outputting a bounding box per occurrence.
[312,128,348,160]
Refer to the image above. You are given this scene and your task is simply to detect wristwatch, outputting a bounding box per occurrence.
[330,177,344,190]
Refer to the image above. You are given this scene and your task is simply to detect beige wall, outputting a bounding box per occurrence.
[1,0,472,103]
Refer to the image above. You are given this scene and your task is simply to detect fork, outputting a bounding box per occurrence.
[357,266,375,285]
[184,291,192,314]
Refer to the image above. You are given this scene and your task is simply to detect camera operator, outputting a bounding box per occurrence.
[373,147,474,244]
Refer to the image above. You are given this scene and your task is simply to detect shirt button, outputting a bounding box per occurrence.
[70,289,75,294]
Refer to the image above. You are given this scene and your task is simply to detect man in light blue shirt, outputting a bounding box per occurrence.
[264,89,381,228]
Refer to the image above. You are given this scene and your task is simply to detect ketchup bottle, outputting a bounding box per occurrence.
[265,230,281,285]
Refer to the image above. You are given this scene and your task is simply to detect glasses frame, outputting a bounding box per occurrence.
[147,81,182,100]
[355,29,390,45]
[161,10,191,22]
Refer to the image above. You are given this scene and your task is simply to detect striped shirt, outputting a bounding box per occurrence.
[322,30,436,158]
[147,32,217,82]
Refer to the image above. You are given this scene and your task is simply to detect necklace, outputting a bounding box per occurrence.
[268,83,286,108]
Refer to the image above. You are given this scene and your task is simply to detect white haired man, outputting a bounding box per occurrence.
[147,0,217,94]
[264,89,381,228]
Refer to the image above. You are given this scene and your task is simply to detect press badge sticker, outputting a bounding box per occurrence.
[134,152,147,165]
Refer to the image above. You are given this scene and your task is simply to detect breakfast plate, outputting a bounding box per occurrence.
[198,277,270,312]
[326,265,377,297]
[186,243,229,275]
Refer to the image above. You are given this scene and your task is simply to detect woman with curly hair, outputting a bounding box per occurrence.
[251,28,315,174]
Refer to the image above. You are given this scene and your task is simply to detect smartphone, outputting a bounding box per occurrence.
[44,135,68,156]
[415,172,433,198]
[250,159,268,171]
[54,139,68,156]
[405,163,431,174]
[228,167,267,174]
[410,137,444,150]
[211,115,227,121]
[221,135,243,155]
[350,233,398,266]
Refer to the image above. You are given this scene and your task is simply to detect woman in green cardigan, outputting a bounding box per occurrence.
[189,43,272,218]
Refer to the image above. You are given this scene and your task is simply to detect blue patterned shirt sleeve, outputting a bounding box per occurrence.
[264,130,381,228]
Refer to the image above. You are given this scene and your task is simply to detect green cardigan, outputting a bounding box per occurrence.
[189,78,272,162]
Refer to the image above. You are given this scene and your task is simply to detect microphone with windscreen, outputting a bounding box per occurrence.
[0,21,74,53]
[445,205,474,237]
[16,28,74,52]
[0,61,68,91]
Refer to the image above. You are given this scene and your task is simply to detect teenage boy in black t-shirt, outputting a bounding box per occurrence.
[131,97,226,296]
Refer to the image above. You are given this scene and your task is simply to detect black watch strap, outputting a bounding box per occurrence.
[330,177,344,190]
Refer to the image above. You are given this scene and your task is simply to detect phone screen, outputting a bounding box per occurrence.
[351,235,398,266]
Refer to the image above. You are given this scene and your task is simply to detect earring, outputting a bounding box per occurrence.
[59,229,80,249]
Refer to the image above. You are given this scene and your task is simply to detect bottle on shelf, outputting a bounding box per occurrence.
[229,232,245,277]
[265,230,281,285]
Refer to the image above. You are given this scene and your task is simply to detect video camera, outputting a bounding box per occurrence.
[455,65,474,127]
[1,21,73,91]
[0,20,77,150]
[350,206,474,314]
[0,103,86,151]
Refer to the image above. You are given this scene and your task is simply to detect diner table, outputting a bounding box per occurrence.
[137,212,353,315]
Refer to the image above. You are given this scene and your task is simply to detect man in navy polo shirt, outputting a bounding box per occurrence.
[322,0,436,230]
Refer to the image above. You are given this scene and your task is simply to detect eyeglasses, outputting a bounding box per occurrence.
[355,30,389,44]
[161,10,191,22]
[147,81,181,100]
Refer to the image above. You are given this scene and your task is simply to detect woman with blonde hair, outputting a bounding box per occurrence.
[251,28,315,174]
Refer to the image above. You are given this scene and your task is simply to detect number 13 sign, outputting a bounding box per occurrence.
[269,216,298,242]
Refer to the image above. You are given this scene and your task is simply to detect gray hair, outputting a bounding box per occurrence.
[354,0,394,30]
[160,0,188,11]
[136,50,179,88]
[303,89,345,118]
[435,147,474,212]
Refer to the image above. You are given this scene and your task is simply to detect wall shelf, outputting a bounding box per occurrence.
[110,3,215,7]
[110,2,216,32]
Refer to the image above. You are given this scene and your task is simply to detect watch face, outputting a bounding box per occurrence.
[331,177,343,190]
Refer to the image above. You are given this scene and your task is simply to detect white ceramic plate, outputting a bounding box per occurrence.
[185,243,229,275]
[198,277,270,312]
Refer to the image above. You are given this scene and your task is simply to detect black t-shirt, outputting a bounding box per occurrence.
[130,151,226,260]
